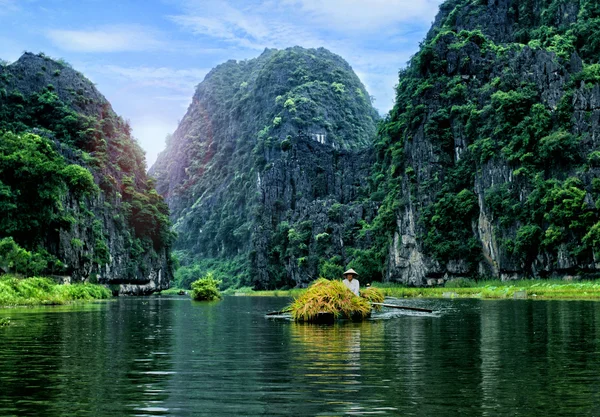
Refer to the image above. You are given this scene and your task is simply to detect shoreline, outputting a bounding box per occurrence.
[224,280,600,300]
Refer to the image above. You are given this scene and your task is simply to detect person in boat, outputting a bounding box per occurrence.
[342,268,360,296]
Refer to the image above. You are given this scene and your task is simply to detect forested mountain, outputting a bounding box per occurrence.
[155,0,600,289]
[370,0,600,284]
[0,53,173,294]
[151,47,379,289]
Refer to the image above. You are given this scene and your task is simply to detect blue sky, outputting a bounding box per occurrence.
[0,0,443,166]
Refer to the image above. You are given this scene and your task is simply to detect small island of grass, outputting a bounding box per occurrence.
[191,273,222,301]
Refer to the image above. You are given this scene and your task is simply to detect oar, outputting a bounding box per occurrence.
[265,309,291,316]
[371,302,433,313]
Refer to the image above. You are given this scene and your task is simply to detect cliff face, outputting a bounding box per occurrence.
[375,0,600,285]
[151,47,379,289]
[0,53,173,294]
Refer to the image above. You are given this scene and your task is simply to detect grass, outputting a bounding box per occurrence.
[234,288,306,297]
[371,280,600,300]
[0,317,10,326]
[0,275,112,307]
[288,278,384,322]
[231,279,600,300]
[157,287,188,295]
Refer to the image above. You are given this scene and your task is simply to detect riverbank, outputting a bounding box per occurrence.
[158,287,188,295]
[0,275,112,307]
[230,279,600,300]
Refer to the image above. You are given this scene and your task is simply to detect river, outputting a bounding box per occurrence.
[1,296,600,416]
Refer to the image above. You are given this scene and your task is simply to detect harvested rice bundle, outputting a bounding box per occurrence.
[360,286,385,310]
[289,278,380,322]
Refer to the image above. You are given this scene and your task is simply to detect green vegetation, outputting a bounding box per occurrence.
[234,279,600,301]
[190,272,222,301]
[0,237,61,276]
[173,253,247,290]
[158,287,187,295]
[371,280,600,300]
[0,132,97,251]
[152,46,378,290]
[288,278,375,322]
[0,53,172,282]
[0,275,111,306]
[0,317,10,326]
[358,0,600,281]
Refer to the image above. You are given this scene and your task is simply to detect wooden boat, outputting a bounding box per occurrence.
[294,311,371,324]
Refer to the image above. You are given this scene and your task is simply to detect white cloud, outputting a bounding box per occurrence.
[46,25,166,53]
[169,0,327,50]
[168,0,442,112]
[281,0,442,32]
[99,65,209,94]
[0,0,19,14]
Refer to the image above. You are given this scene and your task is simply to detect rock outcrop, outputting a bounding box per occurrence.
[376,0,600,285]
[151,47,379,289]
[0,53,173,294]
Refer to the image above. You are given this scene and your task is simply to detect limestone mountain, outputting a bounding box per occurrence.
[370,0,600,284]
[0,53,173,293]
[151,46,379,289]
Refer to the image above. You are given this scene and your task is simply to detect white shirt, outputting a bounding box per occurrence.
[343,278,360,296]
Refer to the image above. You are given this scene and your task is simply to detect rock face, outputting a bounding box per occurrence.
[151,47,379,289]
[375,0,600,285]
[0,53,173,294]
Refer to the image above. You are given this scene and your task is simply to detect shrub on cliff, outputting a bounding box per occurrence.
[191,273,222,301]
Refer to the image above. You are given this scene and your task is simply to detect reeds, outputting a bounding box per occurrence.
[289,278,375,322]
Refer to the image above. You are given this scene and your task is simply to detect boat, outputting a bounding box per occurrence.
[297,311,371,324]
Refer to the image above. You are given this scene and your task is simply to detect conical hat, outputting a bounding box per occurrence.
[343,268,358,276]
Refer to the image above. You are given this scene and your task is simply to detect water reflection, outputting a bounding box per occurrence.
[0,298,174,416]
[289,321,389,415]
[3,297,600,416]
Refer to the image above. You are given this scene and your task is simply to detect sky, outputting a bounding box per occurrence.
[0,0,444,166]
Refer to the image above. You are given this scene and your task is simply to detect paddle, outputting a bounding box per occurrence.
[371,302,433,313]
[265,309,291,316]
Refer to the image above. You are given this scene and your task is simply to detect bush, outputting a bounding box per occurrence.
[0,237,48,276]
[318,260,344,280]
[280,138,292,151]
[191,272,222,301]
[62,164,97,197]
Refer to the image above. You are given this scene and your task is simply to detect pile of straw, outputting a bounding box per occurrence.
[289,278,383,322]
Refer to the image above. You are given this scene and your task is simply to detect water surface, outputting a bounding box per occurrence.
[1,296,600,416]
